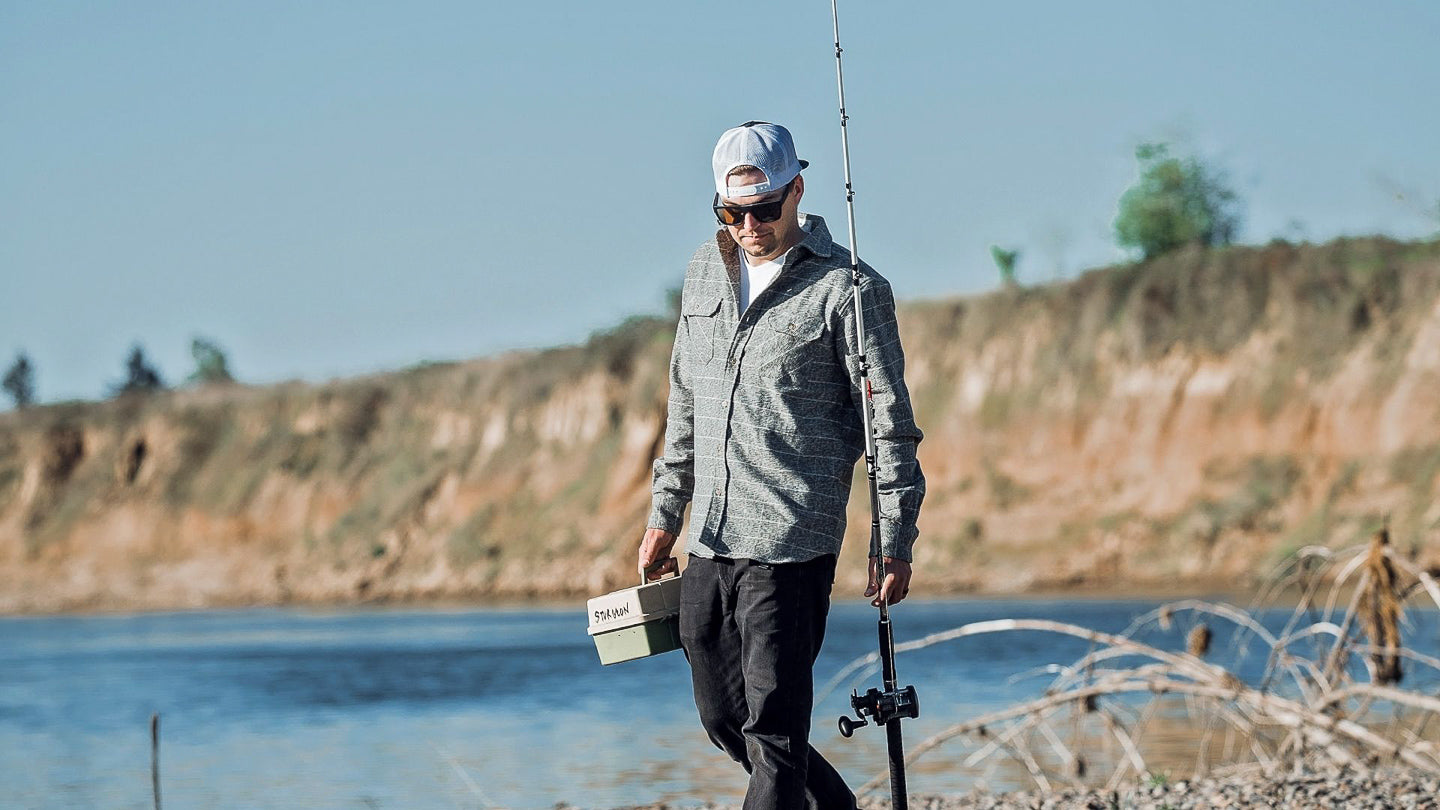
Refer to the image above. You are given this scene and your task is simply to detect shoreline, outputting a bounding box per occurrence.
[0,578,1266,619]
[604,768,1440,810]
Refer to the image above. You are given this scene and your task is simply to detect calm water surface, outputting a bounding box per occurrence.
[3,598,1437,809]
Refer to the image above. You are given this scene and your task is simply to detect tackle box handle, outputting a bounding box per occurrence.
[640,557,679,585]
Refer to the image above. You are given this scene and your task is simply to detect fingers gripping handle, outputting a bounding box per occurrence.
[640,557,678,585]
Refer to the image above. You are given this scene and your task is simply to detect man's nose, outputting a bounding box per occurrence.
[742,212,762,229]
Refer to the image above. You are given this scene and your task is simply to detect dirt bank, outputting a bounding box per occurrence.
[3,237,1440,614]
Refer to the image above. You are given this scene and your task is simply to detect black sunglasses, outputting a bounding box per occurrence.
[712,181,793,227]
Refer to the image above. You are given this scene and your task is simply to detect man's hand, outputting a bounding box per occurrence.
[639,528,679,581]
[865,556,912,606]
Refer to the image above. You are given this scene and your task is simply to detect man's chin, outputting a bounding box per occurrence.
[741,240,775,258]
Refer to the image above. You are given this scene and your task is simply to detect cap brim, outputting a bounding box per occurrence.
[799,159,809,170]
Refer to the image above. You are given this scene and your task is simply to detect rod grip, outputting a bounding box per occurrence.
[887,717,908,810]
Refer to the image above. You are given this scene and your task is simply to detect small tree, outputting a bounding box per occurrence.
[990,245,1020,287]
[114,344,165,395]
[1114,142,1241,261]
[2,352,35,408]
[188,336,234,384]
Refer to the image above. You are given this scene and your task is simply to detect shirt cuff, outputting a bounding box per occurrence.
[878,518,916,562]
[647,494,688,535]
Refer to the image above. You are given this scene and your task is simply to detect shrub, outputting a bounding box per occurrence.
[990,245,1020,287]
[112,345,165,396]
[2,352,34,408]
[1114,143,1242,261]
[188,337,234,384]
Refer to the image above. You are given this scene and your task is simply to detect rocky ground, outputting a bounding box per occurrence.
[601,768,1440,809]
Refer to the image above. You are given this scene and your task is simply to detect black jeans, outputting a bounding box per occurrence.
[679,553,856,810]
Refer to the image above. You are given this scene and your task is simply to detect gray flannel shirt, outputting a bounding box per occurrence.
[647,213,925,563]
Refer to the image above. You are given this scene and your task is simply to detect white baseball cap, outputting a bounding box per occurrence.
[712,121,810,199]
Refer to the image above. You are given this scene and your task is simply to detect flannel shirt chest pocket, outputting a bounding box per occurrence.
[750,309,828,382]
[683,296,724,366]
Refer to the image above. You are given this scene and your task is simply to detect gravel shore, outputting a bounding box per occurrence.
[604,769,1440,809]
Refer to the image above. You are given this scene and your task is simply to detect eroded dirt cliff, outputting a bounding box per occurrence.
[3,237,1439,612]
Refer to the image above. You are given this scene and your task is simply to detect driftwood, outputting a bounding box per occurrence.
[825,529,1440,796]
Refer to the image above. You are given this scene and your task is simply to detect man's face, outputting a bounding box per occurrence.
[721,168,804,263]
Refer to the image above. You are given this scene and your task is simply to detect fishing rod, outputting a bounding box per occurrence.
[827,2,920,808]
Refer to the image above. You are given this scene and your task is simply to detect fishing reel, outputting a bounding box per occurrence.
[837,683,919,738]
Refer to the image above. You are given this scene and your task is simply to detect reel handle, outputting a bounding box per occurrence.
[837,714,867,738]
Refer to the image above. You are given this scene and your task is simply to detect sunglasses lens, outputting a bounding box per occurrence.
[715,200,782,226]
[751,201,783,223]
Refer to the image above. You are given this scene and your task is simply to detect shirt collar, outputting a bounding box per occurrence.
[794,213,835,259]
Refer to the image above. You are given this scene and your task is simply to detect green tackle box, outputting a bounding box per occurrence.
[587,562,683,666]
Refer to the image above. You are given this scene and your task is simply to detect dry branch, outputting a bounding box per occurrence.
[839,538,1440,798]
[860,676,1440,795]
[818,618,1224,705]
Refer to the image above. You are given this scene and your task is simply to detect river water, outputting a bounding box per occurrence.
[3,597,1437,809]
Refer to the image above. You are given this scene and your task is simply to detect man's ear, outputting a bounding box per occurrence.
[791,174,805,205]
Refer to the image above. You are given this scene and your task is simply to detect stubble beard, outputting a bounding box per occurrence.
[740,235,777,260]
[737,222,799,263]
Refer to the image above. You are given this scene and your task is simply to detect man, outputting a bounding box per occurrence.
[638,121,925,809]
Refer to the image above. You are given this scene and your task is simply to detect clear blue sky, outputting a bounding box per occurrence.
[3,1,1437,402]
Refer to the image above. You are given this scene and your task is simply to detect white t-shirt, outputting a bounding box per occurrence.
[739,216,813,315]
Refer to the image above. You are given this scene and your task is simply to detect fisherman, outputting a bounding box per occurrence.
[638,121,925,809]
